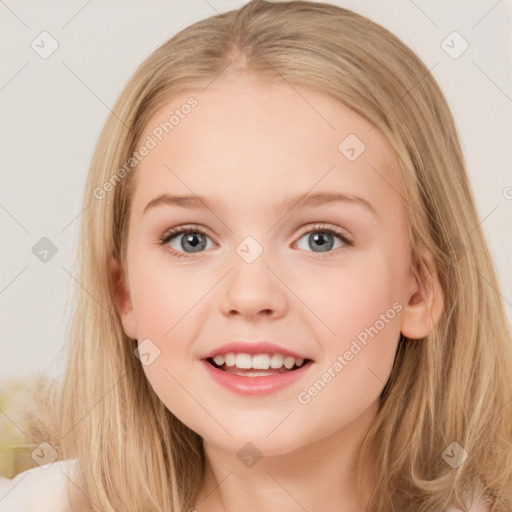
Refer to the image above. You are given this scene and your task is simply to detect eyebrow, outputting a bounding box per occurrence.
[143,191,378,218]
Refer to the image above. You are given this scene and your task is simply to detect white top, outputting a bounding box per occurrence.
[0,458,490,511]
[0,459,79,512]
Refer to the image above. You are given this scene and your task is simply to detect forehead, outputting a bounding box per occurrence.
[130,73,399,217]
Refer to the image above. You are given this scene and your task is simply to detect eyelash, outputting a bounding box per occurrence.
[157,223,354,260]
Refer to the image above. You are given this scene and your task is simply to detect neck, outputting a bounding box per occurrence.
[194,401,378,512]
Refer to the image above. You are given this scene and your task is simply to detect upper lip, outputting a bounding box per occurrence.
[201,341,311,361]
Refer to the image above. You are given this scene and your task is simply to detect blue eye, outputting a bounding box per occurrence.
[158,225,214,259]
[158,223,353,260]
[295,224,352,255]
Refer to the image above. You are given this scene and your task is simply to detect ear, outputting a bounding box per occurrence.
[108,256,138,340]
[400,249,444,340]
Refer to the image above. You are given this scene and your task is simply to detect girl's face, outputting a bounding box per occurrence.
[115,71,441,457]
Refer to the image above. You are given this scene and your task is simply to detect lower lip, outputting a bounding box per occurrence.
[200,359,313,396]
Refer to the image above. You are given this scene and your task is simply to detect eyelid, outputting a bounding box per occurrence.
[295,222,353,244]
[158,224,216,246]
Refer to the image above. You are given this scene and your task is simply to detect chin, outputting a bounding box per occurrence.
[200,424,311,458]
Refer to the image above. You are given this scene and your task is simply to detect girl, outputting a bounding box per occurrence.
[1,1,511,511]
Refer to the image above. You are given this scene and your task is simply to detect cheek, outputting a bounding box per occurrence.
[299,246,406,343]
[295,247,404,395]
[293,270,402,438]
[129,251,203,336]
[128,256,209,411]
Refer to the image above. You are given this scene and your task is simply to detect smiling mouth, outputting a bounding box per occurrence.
[206,357,313,377]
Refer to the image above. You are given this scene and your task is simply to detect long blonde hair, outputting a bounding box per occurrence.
[25,1,512,510]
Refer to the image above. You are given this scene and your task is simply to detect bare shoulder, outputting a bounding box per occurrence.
[0,459,80,512]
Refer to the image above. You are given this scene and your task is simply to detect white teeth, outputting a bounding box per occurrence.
[213,354,225,366]
[283,356,295,369]
[252,354,270,370]
[235,353,252,369]
[224,353,236,366]
[211,352,307,370]
[270,354,284,368]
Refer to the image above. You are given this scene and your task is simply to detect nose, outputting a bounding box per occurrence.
[218,246,287,321]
